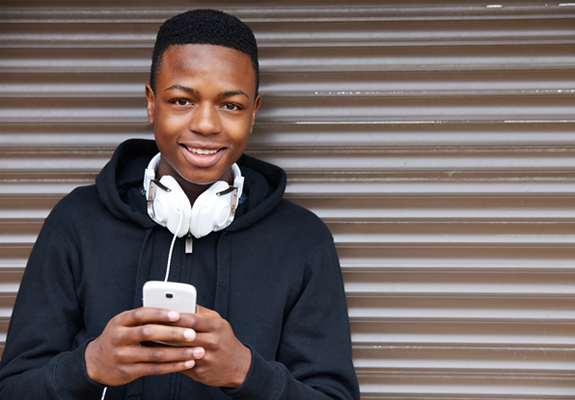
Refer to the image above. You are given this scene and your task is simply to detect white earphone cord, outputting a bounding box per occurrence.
[164,209,184,282]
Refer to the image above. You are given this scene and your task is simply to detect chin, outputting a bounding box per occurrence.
[180,173,222,187]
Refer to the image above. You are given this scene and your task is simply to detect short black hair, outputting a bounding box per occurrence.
[150,9,259,95]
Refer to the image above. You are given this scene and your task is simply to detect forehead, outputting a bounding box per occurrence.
[157,44,256,92]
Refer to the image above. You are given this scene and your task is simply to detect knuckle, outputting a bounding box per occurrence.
[113,348,126,361]
[149,363,163,376]
[180,314,196,326]
[110,331,123,346]
[182,348,195,359]
[148,348,162,362]
[205,335,218,349]
[169,328,181,341]
[213,318,227,332]
[192,367,207,380]
[139,325,154,340]
[132,308,145,321]
[156,308,169,319]
[204,307,220,318]
[118,364,131,378]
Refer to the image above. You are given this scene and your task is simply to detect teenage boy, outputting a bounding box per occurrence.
[0,9,360,400]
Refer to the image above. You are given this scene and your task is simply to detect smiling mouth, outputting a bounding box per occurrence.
[183,145,222,155]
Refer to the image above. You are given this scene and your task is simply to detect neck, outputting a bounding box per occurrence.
[156,160,234,205]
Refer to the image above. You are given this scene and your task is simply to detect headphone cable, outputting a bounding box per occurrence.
[164,209,184,282]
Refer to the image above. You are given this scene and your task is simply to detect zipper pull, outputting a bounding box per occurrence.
[185,233,193,254]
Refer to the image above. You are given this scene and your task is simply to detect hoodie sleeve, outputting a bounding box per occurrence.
[0,217,105,400]
[222,237,360,400]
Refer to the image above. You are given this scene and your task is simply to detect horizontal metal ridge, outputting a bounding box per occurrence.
[3,122,575,148]
[2,45,574,73]
[4,179,575,197]
[285,181,575,196]
[352,345,575,366]
[345,289,575,298]
[0,182,93,196]
[2,20,574,48]
[3,87,575,99]
[350,324,575,346]
[1,2,574,22]
[348,312,575,322]
[7,148,575,172]
[353,343,575,352]
[3,70,574,98]
[356,368,575,377]
[331,235,575,246]
[9,205,575,222]
[350,317,575,325]
[3,95,574,124]
[339,260,575,272]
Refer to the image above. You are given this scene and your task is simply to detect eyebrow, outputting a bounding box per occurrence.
[166,84,198,94]
[221,90,250,100]
[166,85,250,100]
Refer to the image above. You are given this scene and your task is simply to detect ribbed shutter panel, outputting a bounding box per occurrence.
[1,1,574,398]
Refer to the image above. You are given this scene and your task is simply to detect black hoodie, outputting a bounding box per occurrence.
[0,139,359,400]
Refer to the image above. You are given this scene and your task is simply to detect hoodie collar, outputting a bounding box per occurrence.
[96,139,287,234]
[96,139,159,228]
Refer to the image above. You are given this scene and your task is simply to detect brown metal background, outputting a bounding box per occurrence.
[1,1,574,398]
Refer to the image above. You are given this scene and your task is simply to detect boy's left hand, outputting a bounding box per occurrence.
[176,305,252,389]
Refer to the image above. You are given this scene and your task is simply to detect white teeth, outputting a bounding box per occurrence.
[187,147,219,155]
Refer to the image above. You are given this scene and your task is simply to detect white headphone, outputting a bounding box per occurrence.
[143,153,244,239]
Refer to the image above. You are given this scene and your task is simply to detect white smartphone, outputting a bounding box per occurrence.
[143,281,197,314]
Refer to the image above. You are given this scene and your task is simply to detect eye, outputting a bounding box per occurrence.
[223,103,242,111]
[173,98,192,106]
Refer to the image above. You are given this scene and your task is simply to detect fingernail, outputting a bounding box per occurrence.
[184,360,195,369]
[193,347,205,358]
[184,329,195,340]
[168,311,180,320]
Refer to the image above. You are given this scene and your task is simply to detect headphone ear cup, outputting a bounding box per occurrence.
[150,175,192,237]
[190,181,233,238]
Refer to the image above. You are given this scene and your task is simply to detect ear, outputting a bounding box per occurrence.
[249,93,262,135]
[145,83,155,125]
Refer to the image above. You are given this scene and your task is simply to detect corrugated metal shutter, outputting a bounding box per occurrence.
[1,1,574,398]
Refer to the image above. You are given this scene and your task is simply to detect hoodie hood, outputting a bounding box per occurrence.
[95,138,287,234]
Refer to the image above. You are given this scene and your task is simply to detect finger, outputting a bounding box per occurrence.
[194,305,220,318]
[134,323,196,344]
[189,331,217,350]
[119,307,181,327]
[126,359,197,378]
[177,307,222,332]
[116,345,203,364]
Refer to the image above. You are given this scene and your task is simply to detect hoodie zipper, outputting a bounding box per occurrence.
[185,233,193,254]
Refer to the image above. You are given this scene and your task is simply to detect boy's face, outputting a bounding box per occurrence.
[145,44,261,187]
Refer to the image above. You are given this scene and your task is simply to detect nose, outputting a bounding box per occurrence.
[189,102,221,135]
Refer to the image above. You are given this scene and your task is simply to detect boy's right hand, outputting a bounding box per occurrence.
[84,307,205,387]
